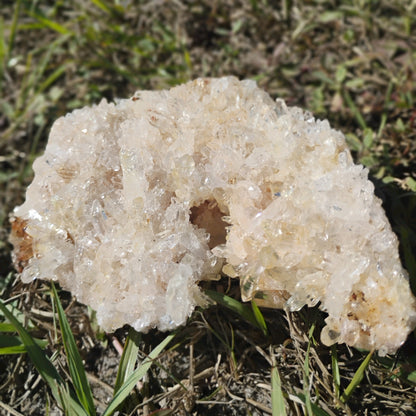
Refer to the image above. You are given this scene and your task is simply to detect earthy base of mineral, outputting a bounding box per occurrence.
[10,77,416,355]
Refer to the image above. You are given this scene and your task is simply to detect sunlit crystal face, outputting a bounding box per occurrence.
[10,77,416,354]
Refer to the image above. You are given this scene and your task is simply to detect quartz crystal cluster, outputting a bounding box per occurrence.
[10,77,416,354]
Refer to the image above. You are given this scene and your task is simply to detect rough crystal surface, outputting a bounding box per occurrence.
[10,77,416,354]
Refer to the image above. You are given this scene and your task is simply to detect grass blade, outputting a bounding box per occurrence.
[271,363,286,416]
[0,299,63,387]
[331,345,340,400]
[340,350,374,403]
[89,0,112,14]
[58,382,92,416]
[102,333,175,416]
[342,88,367,130]
[0,334,48,354]
[295,393,332,416]
[205,289,265,332]
[26,10,72,35]
[0,322,17,332]
[251,300,268,336]
[51,283,96,416]
[36,63,67,94]
[114,328,142,393]
[0,17,5,86]
[0,334,31,354]
[7,0,21,58]
[407,371,416,383]
[0,299,87,415]
[303,340,313,416]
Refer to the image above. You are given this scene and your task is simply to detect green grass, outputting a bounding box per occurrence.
[0,284,175,415]
[1,0,416,415]
[271,355,287,416]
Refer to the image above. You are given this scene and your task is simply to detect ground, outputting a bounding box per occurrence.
[1,1,416,415]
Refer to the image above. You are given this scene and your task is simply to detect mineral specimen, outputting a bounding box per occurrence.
[10,77,416,355]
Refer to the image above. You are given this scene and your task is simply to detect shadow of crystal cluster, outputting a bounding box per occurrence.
[10,77,416,354]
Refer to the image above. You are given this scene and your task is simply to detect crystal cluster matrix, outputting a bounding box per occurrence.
[10,77,416,354]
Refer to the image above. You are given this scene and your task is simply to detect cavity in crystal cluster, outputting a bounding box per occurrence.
[10,77,416,354]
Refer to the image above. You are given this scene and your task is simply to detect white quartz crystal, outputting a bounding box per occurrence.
[10,77,416,354]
